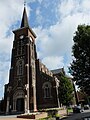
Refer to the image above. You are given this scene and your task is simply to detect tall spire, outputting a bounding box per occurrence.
[21,2,29,28]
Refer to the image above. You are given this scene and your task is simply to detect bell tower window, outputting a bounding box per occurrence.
[17,59,24,75]
[17,40,25,55]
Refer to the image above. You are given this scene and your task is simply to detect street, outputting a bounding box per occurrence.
[62,110,90,120]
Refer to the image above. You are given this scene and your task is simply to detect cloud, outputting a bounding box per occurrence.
[34,0,90,72]
[0,0,33,99]
[37,0,43,4]
[81,0,90,12]
[1,0,90,99]
[34,17,74,67]
[0,60,10,99]
[57,0,77,17]
[42,56,64,70]
[35,7,43,24]
[0,0,25,99]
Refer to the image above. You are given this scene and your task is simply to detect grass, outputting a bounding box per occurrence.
[39,116,52,120]
[67,108,73,113]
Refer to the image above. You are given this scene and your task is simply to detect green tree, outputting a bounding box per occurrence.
[58,74,74,106]
[70,24,90,95]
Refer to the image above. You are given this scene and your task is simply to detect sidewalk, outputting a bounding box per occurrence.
[0,115,34,120]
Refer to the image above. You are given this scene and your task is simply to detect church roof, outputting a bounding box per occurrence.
[21,7,29,28]
[51,68,65,75]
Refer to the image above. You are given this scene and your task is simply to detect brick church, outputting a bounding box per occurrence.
[2,6,63,114]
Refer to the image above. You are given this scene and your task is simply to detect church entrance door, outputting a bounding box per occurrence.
[16,98,24,112]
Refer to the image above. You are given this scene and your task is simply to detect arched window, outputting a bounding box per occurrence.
[17,59,24,75]
[42,82,52,98]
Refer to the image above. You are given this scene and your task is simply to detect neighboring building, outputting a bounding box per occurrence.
[76,91,86,104]
[3,7,60,114]
[52,68,76,106]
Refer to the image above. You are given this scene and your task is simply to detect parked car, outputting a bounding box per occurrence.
[84,105,89,110]
[73,106,81,113]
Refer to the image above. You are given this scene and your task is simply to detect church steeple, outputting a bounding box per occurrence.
[13,2,36,38]
[21,6,29,28]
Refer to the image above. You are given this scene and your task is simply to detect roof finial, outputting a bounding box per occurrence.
[24,0,26,7]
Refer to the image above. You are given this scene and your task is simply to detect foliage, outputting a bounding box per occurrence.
[70,24,90,95]
[67,108,73,113]
[55,113,60,117]
[58,74,74,106]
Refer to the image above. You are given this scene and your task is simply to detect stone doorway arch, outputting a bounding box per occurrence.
[13,89,25,113]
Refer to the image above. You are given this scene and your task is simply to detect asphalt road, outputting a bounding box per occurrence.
[62,110,90,120]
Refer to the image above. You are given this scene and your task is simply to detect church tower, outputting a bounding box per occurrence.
[4,6,37,114]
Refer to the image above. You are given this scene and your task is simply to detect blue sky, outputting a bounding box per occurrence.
[0,0,90,99]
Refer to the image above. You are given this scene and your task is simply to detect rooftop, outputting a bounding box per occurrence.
[51,68,65,75]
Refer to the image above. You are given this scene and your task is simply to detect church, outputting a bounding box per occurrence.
[2,6,64,114]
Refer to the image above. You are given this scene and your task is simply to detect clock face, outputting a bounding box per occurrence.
[30,36,33,42]
[20,35,24,39]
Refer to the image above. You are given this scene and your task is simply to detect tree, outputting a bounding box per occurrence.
[58,74,74,106]
[70,24,90,96]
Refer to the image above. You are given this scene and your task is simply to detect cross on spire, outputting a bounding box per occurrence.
[24,0,26,7]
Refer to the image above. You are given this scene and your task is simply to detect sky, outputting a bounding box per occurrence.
[0,0,90,99]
